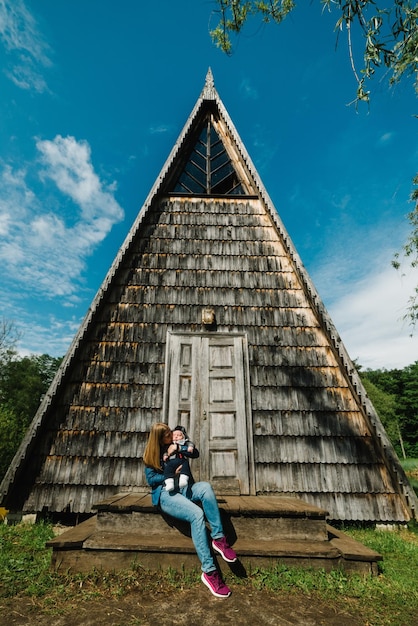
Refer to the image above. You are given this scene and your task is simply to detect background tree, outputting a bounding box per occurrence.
[396,362,418,457]
[0,318,20,366]
[0,353,62,482]
[360,367,405,396]
[0,405,27,483]
[360,363,418,459]
[361,376,405,458]
[393,192,418,327]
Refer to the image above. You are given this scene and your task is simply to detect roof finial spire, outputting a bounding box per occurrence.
[202,67,216,100]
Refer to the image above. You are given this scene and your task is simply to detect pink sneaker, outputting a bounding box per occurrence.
[201,570,231,598]
[212,536,237,563]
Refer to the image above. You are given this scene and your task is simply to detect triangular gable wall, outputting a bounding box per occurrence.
[1,70,417,522]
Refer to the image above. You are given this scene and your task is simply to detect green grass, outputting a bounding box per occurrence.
[400,458,418,473]
[401,457,418,494]
[243,525,418,626]
[0,521,55,597]
[1,522,418,625]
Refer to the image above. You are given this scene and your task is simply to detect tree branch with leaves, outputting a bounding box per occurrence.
[211,0,418,102]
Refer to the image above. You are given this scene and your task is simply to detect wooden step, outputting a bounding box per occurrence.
[95,493,329,541]
[47,493,382,576]
[93,493,329,518]
[48,518,381,576]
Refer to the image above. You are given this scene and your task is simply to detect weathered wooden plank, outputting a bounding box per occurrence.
[94,492,151,511]
[86,531,341,559]
[139,222,280,242]
[50,431,145,458]
[250,365,347,388]
[76,362,163,385]
[252,410,371,437]
[124,269,298,291]
[49,546,376,575]
[46,515,96,548]
[82,342,165,364]
[89,322,168,344]
[218,495,327,517]
[269,492,410,522]
[68,382,164,409]
[89,308,323,333]
[254,436,378,464]
[161,198,263,216]
[256,463,397,494]
[92,493,131,508]
[248,346,334,367]
[65,406,160,433]
[38,457,145,487]
[251,386,359,412]
[126,252,293,273]
[149,208,268,225]
[84,531,196,552]
[110,285,309,309]
[327,525,383,561]
[24,484,125,514]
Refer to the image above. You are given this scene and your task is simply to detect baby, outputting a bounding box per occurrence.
[162,425,195,491]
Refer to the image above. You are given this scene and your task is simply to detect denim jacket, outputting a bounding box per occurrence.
[144,466,166,507]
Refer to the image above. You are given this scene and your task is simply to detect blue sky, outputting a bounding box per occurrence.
[0,0,417,370]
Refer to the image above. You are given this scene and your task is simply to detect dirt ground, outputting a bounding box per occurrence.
[1,586,365,626]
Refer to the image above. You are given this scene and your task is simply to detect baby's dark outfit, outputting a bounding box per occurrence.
[163,437,195,491]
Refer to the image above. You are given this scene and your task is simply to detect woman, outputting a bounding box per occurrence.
[143,422,237,598]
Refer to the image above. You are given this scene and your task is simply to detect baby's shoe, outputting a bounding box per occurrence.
[179,474,189,488]
[165,478,175,491]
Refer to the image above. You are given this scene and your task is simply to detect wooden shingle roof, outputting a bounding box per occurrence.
[1,70,417,522]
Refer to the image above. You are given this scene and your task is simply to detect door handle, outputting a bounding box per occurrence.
[203,411,207,420]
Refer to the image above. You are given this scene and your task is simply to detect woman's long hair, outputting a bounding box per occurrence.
[143,422,171,470]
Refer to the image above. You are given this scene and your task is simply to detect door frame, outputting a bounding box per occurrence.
[162,331,255,495]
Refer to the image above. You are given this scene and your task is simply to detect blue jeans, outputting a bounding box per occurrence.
[159,481,224,573]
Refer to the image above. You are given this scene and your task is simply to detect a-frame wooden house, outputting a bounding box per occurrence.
[1,70,417,525]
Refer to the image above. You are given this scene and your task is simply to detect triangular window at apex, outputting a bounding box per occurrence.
[169,116,249,196]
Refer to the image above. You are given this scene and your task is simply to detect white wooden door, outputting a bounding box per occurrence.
[164,332,254,494]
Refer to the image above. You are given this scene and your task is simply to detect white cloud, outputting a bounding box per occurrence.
[329,266,418,369]
[6,53,49,92]
[377,132,395,147]
[16,313,81,357]
[149,125,171,134]
[0,210,11,235]
[240,77,258,100]
[0,240,25,265]
[37,135,124,227]
[305,202,417,369]
[0,136,124,299]
[0,0,51,92]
